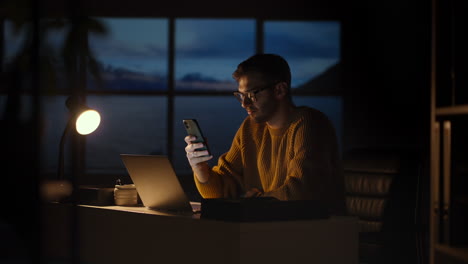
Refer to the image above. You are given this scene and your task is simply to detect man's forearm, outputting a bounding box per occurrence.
[192,162,211,183]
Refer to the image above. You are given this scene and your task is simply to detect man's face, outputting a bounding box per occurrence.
[236,74,278,123]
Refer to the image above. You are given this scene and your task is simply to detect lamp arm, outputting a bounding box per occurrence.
[57,116,75,180]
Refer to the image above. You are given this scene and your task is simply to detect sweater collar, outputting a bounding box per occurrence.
[267,106,301,136]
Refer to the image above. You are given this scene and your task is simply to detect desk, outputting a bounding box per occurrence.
[43,203,358,264]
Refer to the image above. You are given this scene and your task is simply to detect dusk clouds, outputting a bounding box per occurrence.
[4,18,340,91]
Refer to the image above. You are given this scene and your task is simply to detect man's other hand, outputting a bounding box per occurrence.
[244,188,263,198]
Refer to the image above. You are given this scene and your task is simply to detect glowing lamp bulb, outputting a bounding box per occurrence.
[76,110,101,135]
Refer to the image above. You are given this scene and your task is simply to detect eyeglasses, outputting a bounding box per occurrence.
[233,83,276,103]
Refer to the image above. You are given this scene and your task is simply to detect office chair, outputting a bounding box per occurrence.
[343,147,424,264]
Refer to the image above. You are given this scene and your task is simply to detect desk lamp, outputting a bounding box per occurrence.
[58,96,101,181]
[42,97,100,202]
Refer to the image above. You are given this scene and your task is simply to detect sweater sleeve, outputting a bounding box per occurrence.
[263,111,341,205]
[194,121,246,199]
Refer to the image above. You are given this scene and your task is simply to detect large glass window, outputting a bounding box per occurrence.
[2,18,342,179]
[175,19,255,92]
[173,19,255,175]
[173,96,245,175]
[265,21,340,89]
[265,21,342,147]
[88,18,168,92]
[86,18,169,174]
[86,95,167,174]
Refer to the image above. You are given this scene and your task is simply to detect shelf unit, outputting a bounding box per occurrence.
[434,244,468,263]
[436,105,468,116]
[430,0,468,264]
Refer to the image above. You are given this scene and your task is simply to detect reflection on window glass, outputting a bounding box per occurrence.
[88,18,168,91]
[265,21,340,90]
[173,96,245,175]
[3,19,68,65]
[175,19,255,92]
[3,19,69,92]
[3,20,27,67]
[44,20,70,93]
[86,95,167,174]
[0,95,69,174]
[40,96,69,173]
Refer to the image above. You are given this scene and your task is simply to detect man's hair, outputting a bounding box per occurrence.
[232,53,291,89]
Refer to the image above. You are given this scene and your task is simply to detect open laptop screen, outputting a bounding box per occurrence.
[120,154,196,213]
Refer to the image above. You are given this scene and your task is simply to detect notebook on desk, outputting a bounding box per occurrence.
[120,154,200,214]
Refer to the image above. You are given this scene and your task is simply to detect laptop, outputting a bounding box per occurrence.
[120,154,200,214]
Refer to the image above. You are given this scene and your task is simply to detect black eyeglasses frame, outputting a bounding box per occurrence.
[233,83,277,103]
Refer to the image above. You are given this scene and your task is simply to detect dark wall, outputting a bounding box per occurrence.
[342,0,431,152]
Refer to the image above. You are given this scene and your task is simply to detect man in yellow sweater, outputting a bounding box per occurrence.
[184,53,345,215]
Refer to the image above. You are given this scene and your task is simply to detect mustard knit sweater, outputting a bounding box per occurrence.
[194,106,345,214]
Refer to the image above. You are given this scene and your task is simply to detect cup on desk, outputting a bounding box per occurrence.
[114,184,138,206]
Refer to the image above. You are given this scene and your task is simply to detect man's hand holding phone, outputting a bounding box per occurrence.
[183,119,213,183]
[184,135,213,167]
[184,135,213,183]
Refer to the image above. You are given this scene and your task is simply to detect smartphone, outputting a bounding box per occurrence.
[183,119,211,156]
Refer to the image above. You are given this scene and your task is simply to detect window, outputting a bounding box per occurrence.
[86,18,168,174]
[173,19,255,174]
[88,18,168,92]
[85,95,168,174]
[265,21,340,88]
[175,19,255,92]
[173,96,245,174]
[2,18,342,180]
[265,21,342,147]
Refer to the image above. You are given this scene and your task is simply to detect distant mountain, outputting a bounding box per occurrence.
[88,65,167,91]
[294,61,342,95]
[180,73,217,83]
[88,65,236,92]
[177,72,236,91]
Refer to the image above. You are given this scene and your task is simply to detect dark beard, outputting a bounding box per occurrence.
[250,101,279,123]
